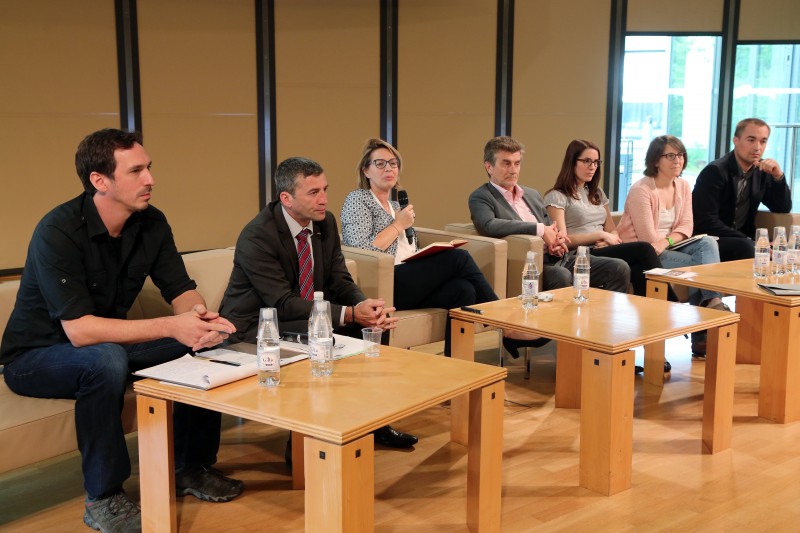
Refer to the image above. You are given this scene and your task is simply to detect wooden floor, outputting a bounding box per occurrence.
[3,325,800,532]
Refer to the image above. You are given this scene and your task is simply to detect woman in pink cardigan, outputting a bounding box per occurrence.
[617,135,727,356]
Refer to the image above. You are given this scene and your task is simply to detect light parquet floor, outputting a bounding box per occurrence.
[3,326,800,532]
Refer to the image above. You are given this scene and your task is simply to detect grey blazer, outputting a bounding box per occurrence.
[468,182,551,238]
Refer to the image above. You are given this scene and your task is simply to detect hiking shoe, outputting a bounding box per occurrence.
[83,491,141,533]
[175,465,243,502]
[635,361,671,374]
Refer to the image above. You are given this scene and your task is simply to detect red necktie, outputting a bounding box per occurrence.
[296,229,314,300]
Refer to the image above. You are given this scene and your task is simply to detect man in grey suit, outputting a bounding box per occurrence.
[469,136,630,292]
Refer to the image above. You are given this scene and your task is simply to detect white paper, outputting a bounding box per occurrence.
[280,334,364,360]
[645,268,699,279]
[134,354,256,390]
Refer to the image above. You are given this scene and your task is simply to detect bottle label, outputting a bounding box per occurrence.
[773,250,786,264]
[574,273,590,290]
[754,253,769,267]
[258,345,280,371]
[522,279,538,297]
[309,338,333,362]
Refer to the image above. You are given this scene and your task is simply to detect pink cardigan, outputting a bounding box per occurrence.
[617,177,694,244]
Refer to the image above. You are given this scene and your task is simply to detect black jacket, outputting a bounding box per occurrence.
[693,151,792,239]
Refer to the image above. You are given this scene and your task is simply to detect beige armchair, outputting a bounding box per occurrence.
[444,223,544,297]
[341,226,507,350]
[754,211,800,230]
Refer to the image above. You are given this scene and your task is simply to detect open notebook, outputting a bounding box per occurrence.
[133,346,307,390]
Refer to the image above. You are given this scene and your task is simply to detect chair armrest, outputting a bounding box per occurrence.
[504,234,545,297]
[755,211,800,231]
[445,223,543,296]
[415,226,508,299]
[340,245,396,308]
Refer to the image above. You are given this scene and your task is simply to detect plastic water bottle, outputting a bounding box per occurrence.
[308,291,333,377]
[256,307,280,387]
[573,246,590,304]
[788,225,800,274]
[753,228,770,278]
[521,250,539,311]
[772,226,788,276]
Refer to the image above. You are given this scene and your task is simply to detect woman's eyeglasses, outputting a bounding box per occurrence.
[660,152,686,161]
[369,159,399,169]
[576,158,602,167]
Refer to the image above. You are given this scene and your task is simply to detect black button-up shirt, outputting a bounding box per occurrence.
[1,193,196,365]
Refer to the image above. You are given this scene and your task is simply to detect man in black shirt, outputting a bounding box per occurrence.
[693,118,792,261]
[0,129,243,532]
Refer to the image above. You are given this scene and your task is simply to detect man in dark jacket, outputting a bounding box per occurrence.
[693,118,792,261]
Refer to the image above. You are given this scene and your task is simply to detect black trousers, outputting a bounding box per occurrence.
[394,248,498,355]
[590,241,662,296]
[717,237,755,262]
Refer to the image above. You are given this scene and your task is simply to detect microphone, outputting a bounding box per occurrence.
[396,190,414,244]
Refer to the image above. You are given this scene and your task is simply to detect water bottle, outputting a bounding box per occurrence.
[772,226,788,276]
[256,307,280,387]
[788,225,800,275]
[521,250,539,311]
[573,246,590,304]
[308,291,334,377]
[753,228,770,278]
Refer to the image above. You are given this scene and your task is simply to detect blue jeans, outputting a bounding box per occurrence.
[3,338,221,499]
[658,236,721,305]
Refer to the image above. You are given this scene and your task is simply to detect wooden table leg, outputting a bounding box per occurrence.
[451,318,475,445]
[467,380,504,532]
[137,394,176,533]
[736,296,763,365]
[291,431,307,490]
[758,304,800,423]
[304,434,374,533]
[643,340,666,387]
[644,280,668,387]
[554,342,581,408]
[702,324,737,453]
[579,349,634,495]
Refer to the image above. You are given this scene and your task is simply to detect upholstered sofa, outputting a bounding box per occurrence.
[0,248,238,474]
[0,233,507,474]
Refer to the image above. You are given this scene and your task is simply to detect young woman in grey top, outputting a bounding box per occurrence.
[545,139,672,371]
[543,139,665,297]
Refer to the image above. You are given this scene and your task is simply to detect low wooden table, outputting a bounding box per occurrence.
[134,345,506,532]
[450,288,739,495]
[647,259,800,422]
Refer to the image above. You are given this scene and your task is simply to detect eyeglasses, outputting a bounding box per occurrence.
[369,158,399,169]
[576,158,602,167]
[660,152,686,161]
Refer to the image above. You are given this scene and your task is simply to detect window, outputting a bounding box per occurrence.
[616,35,721,209]
[733,44,800,208]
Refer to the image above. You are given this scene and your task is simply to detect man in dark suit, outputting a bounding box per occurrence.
[219,156,416,449]
[469,136,630,293]
[693,118,792,261]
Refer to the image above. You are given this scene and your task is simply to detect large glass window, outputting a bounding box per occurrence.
[616,36,721,209]
[732,44,800,208]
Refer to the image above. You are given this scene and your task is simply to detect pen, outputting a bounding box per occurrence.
[460,305,484,315]
[208,359,242,367]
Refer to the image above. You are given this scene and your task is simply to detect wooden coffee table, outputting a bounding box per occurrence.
[450,287,739,495]
[134,345,506,532]
[647,259,800,422]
